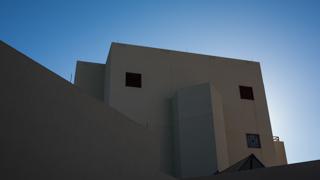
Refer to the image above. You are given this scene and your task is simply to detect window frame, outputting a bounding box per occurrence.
[239,85,254,100]
[246,133,261,148]
[125,72,142,88]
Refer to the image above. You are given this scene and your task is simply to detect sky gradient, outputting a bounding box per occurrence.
[1,0,320,164]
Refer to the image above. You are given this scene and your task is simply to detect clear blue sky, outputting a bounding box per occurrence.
[1,0,320,164]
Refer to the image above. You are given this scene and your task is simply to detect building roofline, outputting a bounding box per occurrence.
[110,42,260,65]
[76,60,104,66]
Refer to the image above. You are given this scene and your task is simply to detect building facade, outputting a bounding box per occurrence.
[75,42,287,178]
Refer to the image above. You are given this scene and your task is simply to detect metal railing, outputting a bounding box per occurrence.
[273,136,280,141]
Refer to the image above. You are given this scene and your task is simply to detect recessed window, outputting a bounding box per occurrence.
[239,86,254,100]
[125,72,141,88]
[246,134,261,148]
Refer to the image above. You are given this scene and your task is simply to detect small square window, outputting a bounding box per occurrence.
[126,72,141,88]
[239,86,254,100]
[246,134,261,148]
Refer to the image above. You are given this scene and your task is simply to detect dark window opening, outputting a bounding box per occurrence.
[246,134,261,148]
[239,86,254,100]
[126,72,142,88]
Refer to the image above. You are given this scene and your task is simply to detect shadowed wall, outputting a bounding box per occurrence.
[0,41,175,180]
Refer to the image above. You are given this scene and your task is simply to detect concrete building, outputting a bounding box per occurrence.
[3,40,317,180]
[75,42,287,178]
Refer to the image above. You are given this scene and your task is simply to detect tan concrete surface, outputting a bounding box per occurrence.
[274,140,287,165]
[210,85,229,171]
[104,43,281,173]
[173,83,218,177]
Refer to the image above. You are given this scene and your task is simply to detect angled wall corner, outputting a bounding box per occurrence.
[103,60,111,105]
[0,41,165,180]
[273,140,287,165]
[172,83,228,178]
[209,85,229,171]
[74,61,106,100]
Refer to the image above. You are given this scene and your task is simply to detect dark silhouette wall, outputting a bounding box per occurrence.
[75,61,106,100]
[185,160,320,180]
[0,41,174,180]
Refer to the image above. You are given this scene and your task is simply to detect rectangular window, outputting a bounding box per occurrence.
[246,134,261,148]
[239,86,254,100]
[125,72,142,88]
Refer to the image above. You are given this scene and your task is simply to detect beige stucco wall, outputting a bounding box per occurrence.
[173,83,219,177]
[210,85,229,171]
[105,43,279,174]
[274,140,287,165]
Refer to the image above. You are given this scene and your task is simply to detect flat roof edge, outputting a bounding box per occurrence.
[110,42,260,64]
[76,60,105,66]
